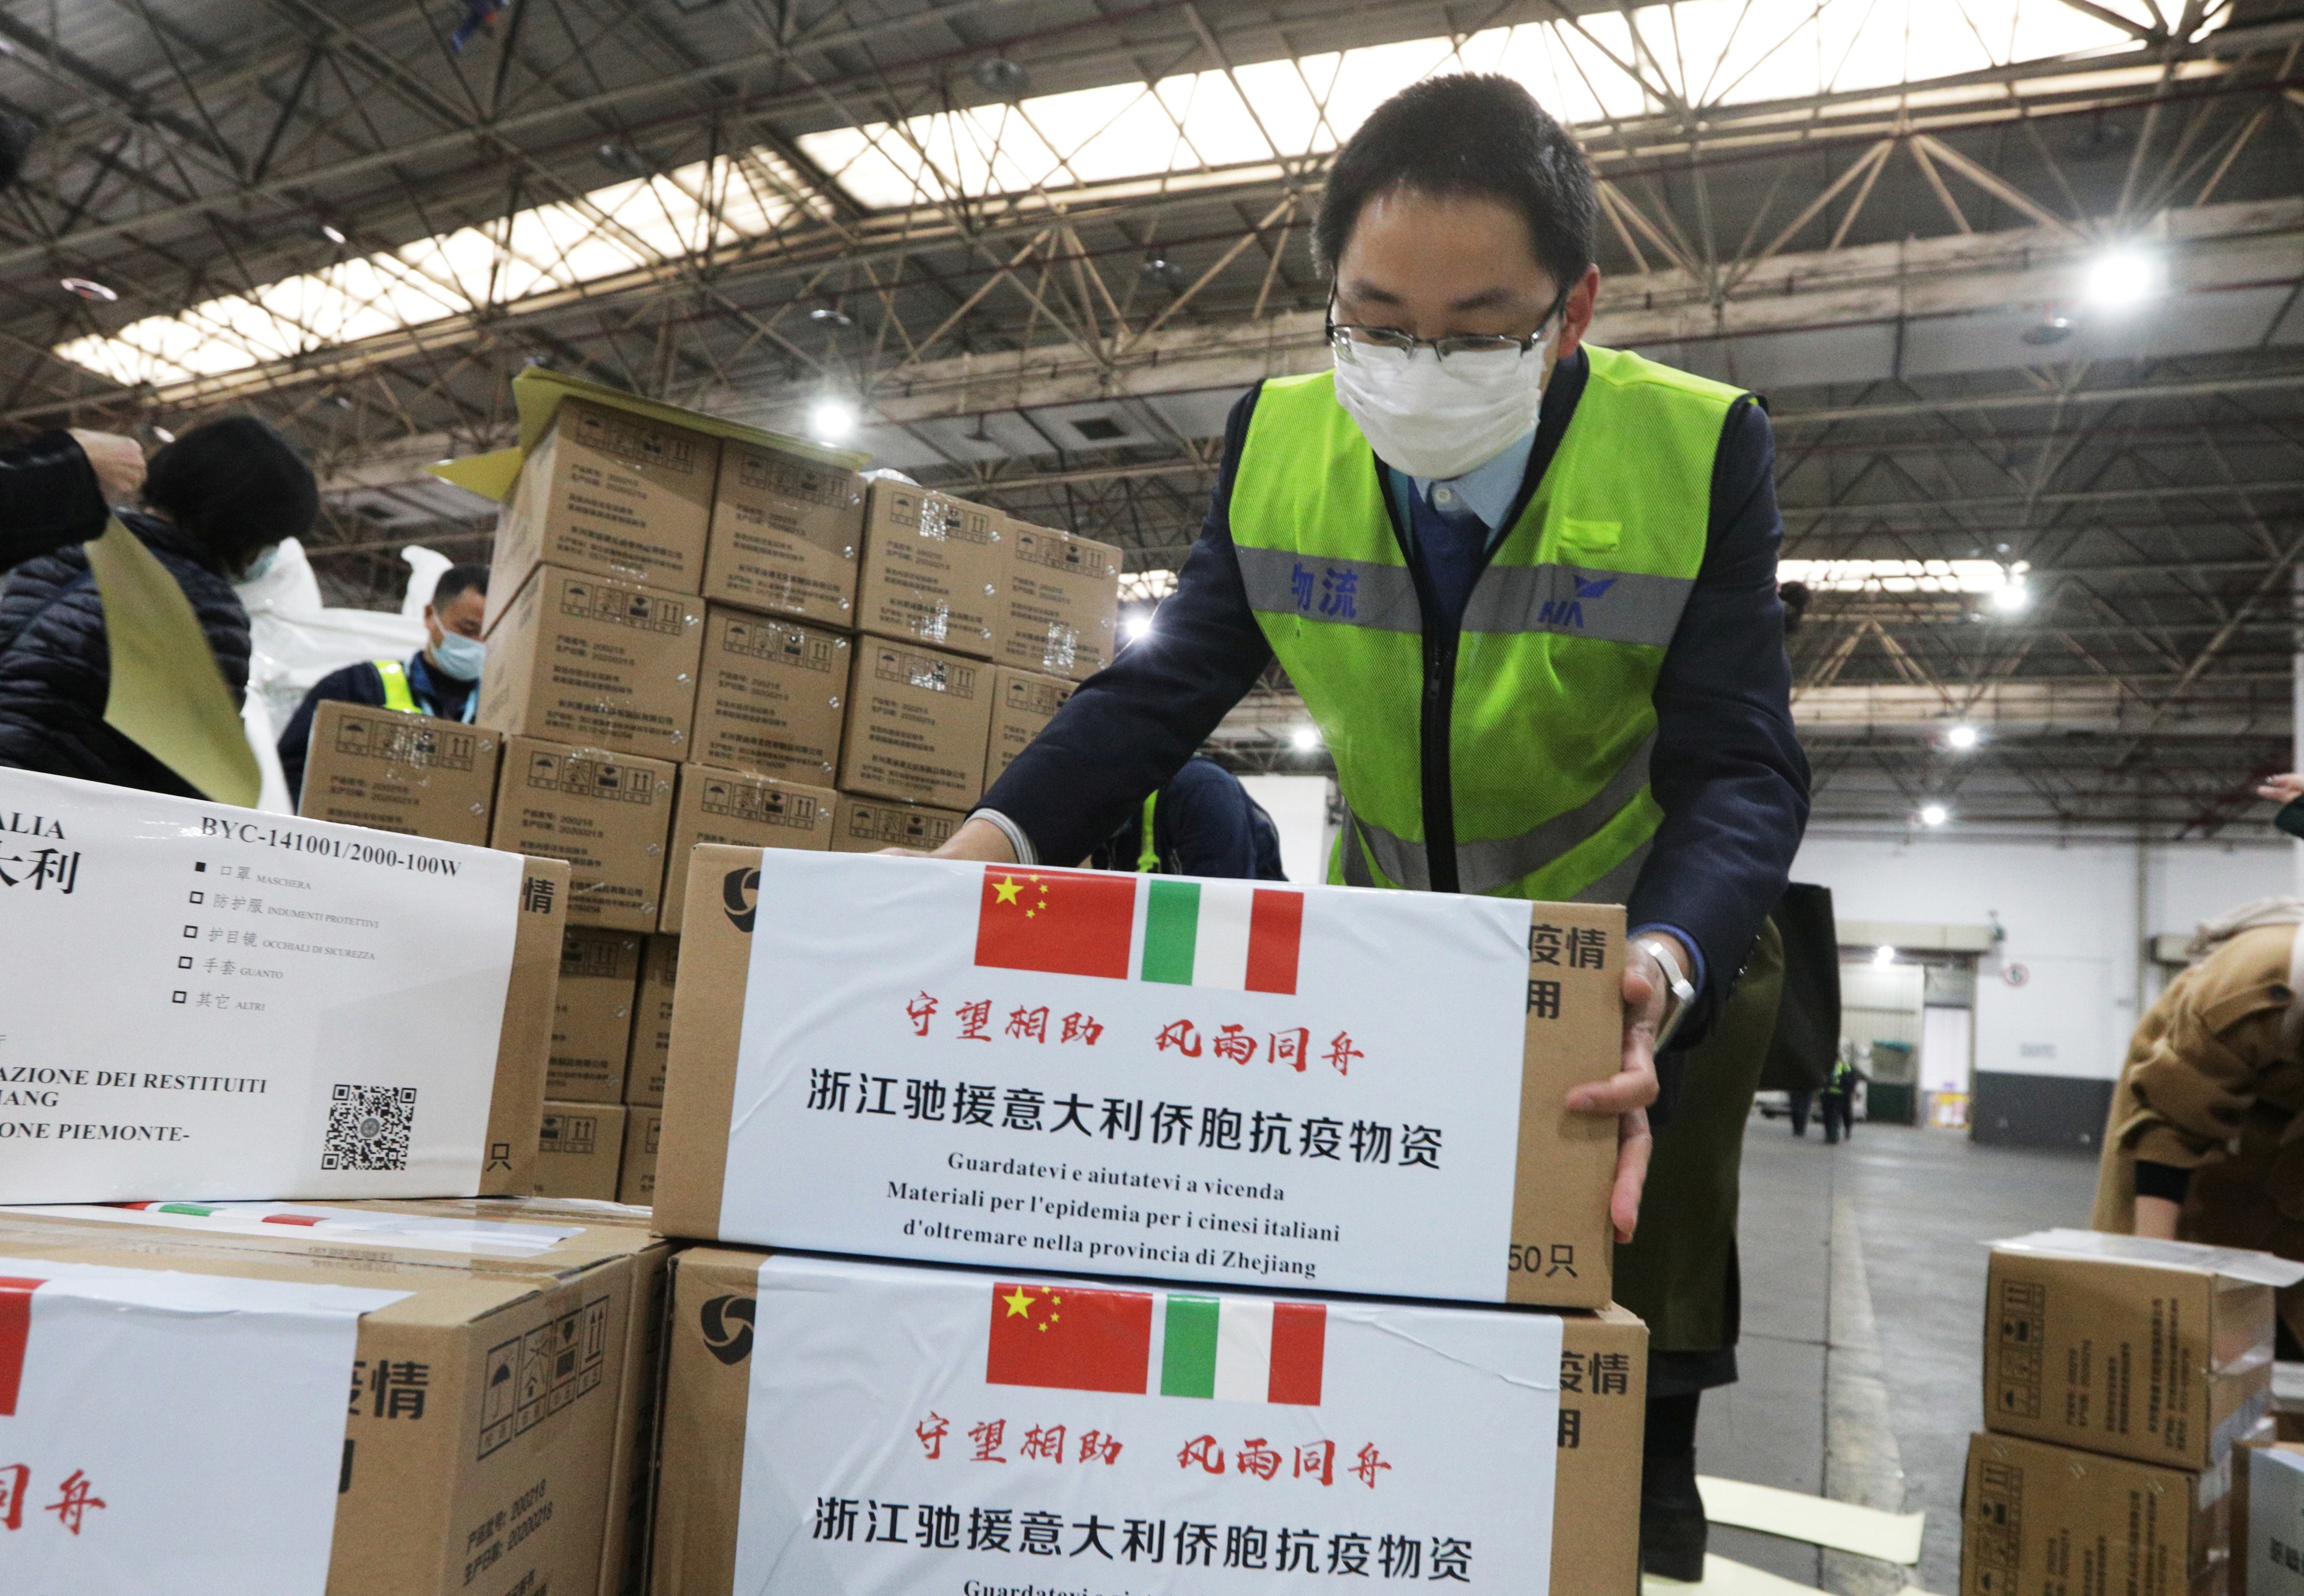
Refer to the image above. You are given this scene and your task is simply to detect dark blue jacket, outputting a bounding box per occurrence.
[0,510,251,797]
[0,430,107,574]
[1089,756,1291,879]
[979,348,1810,1038]
[277,653,478,802]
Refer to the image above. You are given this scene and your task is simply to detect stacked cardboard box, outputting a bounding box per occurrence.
[298,699,502,846]
[627,933,678,1109]
[992,516,1122,682]
[640,847,1642,1592]
[0,1198,666,1596]
[1961,1232,2304,1596]
[0,767,565,1205]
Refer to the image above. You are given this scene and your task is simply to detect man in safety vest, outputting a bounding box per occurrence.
[276,562,490,802]
[912,73,1808,1570]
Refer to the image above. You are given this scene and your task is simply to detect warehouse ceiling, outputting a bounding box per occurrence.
[7,0,2304,833]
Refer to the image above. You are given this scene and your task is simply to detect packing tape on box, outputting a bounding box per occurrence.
[1696,1476,1925,1565]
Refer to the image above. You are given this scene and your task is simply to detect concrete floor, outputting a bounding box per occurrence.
[1693,1115,2101,1596]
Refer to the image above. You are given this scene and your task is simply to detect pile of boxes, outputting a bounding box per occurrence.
[639,844,1643,1594]
[295,386,1121,1205]
[0,731,1651,1596]
[0,379,1652,1596]
[1961,1231,2304,1596]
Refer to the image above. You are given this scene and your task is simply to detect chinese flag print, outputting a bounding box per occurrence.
[985,1282,1154,1394]
[0,1276,39,1417]
[973,867,1136,980]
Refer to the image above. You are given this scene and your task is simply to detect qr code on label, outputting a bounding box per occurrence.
[323,1084,416,1171]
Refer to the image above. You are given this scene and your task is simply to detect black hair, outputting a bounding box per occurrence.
[431,563,490,608]
[0,110,32,192]
[1313,74,1596,290]
[142,415,319,565]
[1778,580,1811,636]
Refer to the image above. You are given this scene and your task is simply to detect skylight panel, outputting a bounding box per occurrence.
[53,148,808,388]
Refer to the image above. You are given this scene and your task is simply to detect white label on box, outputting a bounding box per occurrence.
[0,1255,406,1595]
[8,1203,581,1256]
[731,1252,1560,1592]
[0,769,523,1202]
[720,853,1533,1300]
[2255,1449,2304,1596]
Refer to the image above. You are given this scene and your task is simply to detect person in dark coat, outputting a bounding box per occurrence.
[274,562,491,803]
[1615,881,1840,1579]
[0,416,317,796]
[1088,755,1291,878]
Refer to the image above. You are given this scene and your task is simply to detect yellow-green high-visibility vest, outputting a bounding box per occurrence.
[1227,344,1741,900]
[373,659,418,713]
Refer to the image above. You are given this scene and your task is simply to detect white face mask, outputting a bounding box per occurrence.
[1331,334,1552,481]
[235,543,282,584]
[430,629,485,682]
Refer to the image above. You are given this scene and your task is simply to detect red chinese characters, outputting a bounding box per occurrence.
[926,1415,1126,1466]
[0,1465,106,1535]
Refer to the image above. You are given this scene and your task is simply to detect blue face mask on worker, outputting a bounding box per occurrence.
[235,543,282,583]
[430,629,485,681]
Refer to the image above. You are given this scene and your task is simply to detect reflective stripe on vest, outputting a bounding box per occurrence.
[1229,344,1736,901]
[374,659,418,714]
[1137,790,1161,873]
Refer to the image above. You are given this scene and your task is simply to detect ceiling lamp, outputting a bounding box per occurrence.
[59,277,116,302]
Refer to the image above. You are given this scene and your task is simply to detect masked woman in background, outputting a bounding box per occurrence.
[0,415,317,796]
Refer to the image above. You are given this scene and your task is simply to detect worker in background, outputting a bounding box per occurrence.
[1820,1042,1864,1144]
[0,416,315,794]
[905,73,1808,1579]
[2093,899,2304,1350]
[0,113,154,573]
[1089,755,1289,878]
[275,562,490,802]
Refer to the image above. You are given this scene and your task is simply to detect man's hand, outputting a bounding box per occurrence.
[1565,936,1684,1243]
[878,814,1020,862]
[2261,773,2304,804]
[68,429,145,506]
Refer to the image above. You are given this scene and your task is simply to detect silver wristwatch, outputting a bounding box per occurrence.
[1635,937,1697,1049]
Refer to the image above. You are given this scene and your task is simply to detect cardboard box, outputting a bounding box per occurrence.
[619,1107,662,1207]
[983,665,1075,791]
[659,764,837,933]
[296,698,501,846]
[829,794,968,853]
[540,1101,629,1201]
[553,928,644,1102]
[0,1217,652,1596]
[653,848,1618,1307]
[0,766,562,1204]
[492,395,719,608]
[837,638,994,810]
[691,606,850,784]
[995,519,1122,682]
[1963,1430,2228,1596]
[481,563,706,764]
[2239,1442,2304,1596]
[649,1248,1637,1596]
[702,440,865,622]
[490,735,677,933]
[626,934,679,1108]
[1986,1231,2298,1469]
[854,482,1003,657]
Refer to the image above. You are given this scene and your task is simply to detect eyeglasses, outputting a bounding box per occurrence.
[1325,284,1570,364]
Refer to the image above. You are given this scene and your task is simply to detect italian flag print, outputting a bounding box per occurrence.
[985,1281,1325,1405]
[974,868,1303,995]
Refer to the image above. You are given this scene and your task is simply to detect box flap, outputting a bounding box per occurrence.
[1991,1227,2304,1288]
[424,367,868,502]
